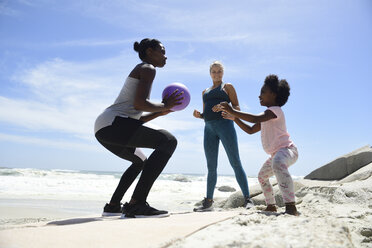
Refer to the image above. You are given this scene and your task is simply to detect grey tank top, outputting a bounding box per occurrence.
[94,77,147,133]
[202,83,230,122]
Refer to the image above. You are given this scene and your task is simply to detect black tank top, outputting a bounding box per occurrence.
[202,83,230,122]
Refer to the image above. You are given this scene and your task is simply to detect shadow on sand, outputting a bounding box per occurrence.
[47,217,104,226]
[257,211,283,217]
[257,211,301,217]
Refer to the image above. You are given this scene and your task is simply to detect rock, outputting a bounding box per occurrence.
[361,227,372,237]
[214,198,228,208]
[221,191,245,208]
[217,179,306,209]
[221,182,277,209]
[252,189,284,207]
[194,197,226,207]
[304,145,372,181]
[337,162,372,184]
[173,176,191,182]
[252,181,305,207]
[217,186,236,192]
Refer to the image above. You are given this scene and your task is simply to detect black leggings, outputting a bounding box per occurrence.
[95,117,177,204]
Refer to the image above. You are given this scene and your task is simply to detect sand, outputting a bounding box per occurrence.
[1,163,371,248]
[167,176,372,248]
[0,211,239,248]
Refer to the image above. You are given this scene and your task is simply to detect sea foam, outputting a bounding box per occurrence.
[0,167,259,213]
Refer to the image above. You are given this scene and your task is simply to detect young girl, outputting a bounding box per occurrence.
[193,61,253,212]
[94,38,183,218]
[218,74,299,215]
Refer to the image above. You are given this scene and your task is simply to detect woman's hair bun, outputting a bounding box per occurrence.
[133,41,140,52]
[133,38,161,61]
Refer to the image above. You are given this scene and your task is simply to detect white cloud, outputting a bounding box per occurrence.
[51,0,298,47]
[50,39,134,47]
[0,96,96,140]
[0,54,128,140]
[1,55,132,139]
[0,1,21,16]
[0,132,100,152]
[0,52,213,144]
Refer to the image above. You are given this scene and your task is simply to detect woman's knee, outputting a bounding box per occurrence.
[229,157,243,169]
[132,160,146,172]
[207,169,217,180]
[157,129,177,154]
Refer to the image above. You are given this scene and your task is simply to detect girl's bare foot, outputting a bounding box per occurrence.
[264,204,277,212]
[285,202,299,216]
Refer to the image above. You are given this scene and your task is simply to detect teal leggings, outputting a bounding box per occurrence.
[204,119,250,199]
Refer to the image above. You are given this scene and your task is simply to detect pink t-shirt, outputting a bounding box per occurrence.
[261,106,293,155]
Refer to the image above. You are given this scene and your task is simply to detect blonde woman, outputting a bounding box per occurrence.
[193,61,253,211]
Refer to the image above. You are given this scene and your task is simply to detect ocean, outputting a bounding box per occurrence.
[0,167,260,229]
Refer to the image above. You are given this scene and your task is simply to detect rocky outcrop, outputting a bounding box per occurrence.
[251,181,305,207]
[217,182,275,208]
[217,186,236,192]
[304,145,372,180]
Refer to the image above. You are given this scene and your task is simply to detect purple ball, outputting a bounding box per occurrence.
[162,82,191,111]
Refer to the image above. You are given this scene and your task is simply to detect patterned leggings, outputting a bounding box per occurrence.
[258,145,298,205]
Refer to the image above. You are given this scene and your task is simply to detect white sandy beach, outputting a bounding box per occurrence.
[167,174,372,248]
[1,146,372,248]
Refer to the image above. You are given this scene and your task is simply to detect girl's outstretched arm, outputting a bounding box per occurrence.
[221,111,261,134]
[219,102,276,123]
[234,118,261,134]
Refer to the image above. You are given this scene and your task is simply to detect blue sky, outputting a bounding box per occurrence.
[0,0,371,176]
